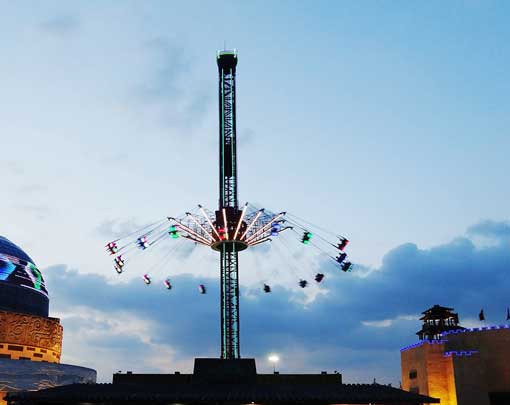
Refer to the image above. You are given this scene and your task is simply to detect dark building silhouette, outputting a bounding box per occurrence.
[9,358,438,404]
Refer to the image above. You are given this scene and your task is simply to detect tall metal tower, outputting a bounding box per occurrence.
[106,50,353,362]
[216,50,240,359]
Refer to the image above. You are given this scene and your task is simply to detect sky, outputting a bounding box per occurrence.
[1,0,510,385]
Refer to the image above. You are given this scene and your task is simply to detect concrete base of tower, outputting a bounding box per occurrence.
[0,358,96,405]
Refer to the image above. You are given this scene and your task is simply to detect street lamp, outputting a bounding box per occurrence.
[268,354,279,373]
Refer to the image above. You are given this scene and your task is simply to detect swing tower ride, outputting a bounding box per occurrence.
[106,50,352,361]
[216,50,242,360]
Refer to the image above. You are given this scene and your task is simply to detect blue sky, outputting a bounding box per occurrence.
[1,1,510,384]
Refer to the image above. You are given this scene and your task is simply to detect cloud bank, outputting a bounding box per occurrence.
[45,220,510,384]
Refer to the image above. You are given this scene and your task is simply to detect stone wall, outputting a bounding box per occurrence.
[0,310,62,363]
[401,341,456,405]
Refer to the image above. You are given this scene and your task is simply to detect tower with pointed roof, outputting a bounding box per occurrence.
[417,304,464,341]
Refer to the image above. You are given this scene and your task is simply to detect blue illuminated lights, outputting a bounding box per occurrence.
[0,255,16,281]
[444,350,479,358]
[27,263,43,289]
[401,325,510,352]
[400,340,447,352]
[0,253,48,297]
[440,325,510,337]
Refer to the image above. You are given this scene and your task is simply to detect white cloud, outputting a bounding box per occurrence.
[362,315,420,328]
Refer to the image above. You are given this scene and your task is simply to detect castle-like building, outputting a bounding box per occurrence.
[401,304,510,405]
[0,236,96,404]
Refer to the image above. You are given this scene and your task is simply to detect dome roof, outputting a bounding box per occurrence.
[0,236,49,317]
[0,236,35,264]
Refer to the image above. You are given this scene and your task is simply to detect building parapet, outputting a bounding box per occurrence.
[400,339,447,352]
[441,324,510,337]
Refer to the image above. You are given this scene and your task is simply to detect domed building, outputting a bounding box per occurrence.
[0,236,96,405]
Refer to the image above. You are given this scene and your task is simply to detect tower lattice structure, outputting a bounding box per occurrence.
[105,50,353,362]
[216,51,241,359]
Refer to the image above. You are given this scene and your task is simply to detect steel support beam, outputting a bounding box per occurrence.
[220,245,240,359]
[217,51,240,359]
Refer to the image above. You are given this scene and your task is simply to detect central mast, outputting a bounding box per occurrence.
[105,49,353,365]
[216,50,240,359]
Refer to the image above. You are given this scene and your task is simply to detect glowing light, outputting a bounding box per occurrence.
[199,205,221,241]
[301,231,312,244]
[271,223,282,236]
[106,242,118,255]
[27,263,43,290]
[233,203,248,240]
[444,350,478,357]
[249,236,271,247]
[137,236,149,250]
[268,354,279,373]
[170,218,211,245]
[186,213,214,242]
[0,257,16,281]
[0,253,49,297]
[168,225,180,239]
[400,340,448,352]
[217,227,226,240]
[114,256,125,274]
[245,212,285,244]
[240,210,263,240]
[338,238,349,250]
[440,324,510,337]
[222,208,229,240]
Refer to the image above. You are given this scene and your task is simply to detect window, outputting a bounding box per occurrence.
[410,386,419,394]
[409,370,418,379]
[7,345,23,351]
[0,354,11,359]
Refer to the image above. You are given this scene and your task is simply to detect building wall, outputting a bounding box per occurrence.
[401,341,457,405]
[449,353,489,405]
[0,343,60,363]
[401,342,429,396]
[0,310,62,363]
[444,327,510,393]
[402,327,510,405]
